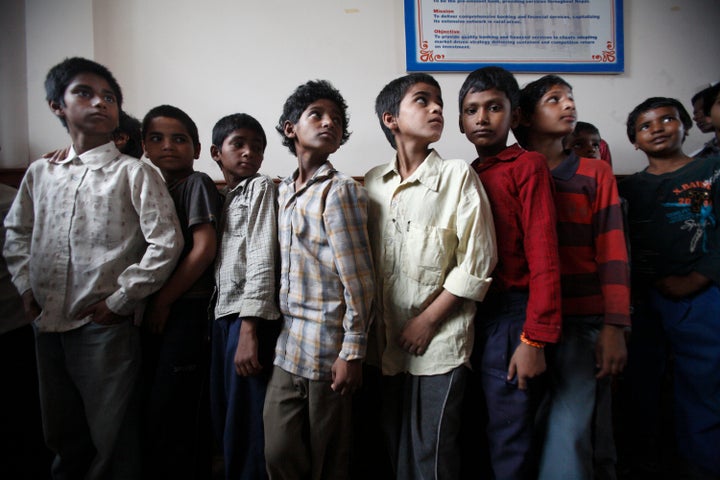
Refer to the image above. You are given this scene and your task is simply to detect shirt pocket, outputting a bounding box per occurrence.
[401,223,455,286]
[227,204,248,238]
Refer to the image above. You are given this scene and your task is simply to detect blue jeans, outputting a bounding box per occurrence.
[210,314,279,480]
[650,285,720,476]
[475,292,545,480]
[538,315,602,480]
[35,320,141,480]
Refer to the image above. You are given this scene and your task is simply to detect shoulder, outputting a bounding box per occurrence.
[245,173,278,202]
[364,162,391,184]
[329,170,365,195]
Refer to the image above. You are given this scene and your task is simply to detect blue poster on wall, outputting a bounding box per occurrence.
[405,0,624,73]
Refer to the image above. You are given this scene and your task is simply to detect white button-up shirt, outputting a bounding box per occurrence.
[3,142,183,332]
[365,150,497,376]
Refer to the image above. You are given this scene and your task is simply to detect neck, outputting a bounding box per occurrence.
[527,133,566,169]
[294,150,328,189]
[395,139,431,180]
[645,151,693,174]
[71,131,113,155]
[162,168,194,184]
[475,143,508,163]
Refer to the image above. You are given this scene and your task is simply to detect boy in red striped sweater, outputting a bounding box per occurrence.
[517,75,630,480]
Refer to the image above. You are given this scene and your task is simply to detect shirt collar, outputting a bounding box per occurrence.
[550,151,580,181]
[58,141,121,171]
[283,161,337,193]
[382,149,442,192]
[472,143,524,171]
[226,173,260,195]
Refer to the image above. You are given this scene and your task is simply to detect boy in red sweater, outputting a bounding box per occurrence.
[459,66,561,479]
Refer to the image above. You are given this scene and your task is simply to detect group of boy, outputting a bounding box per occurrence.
[2,54,719,480]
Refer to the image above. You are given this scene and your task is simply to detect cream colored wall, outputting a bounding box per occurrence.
[4,0,720,176]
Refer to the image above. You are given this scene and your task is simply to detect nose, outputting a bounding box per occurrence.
[430,101,443,114]
[477,107,489,125]
[91,94,106,109]
[321,114,334,128]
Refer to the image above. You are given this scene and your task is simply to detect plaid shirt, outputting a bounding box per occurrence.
[213,174,280,321]
[275,162,374,381]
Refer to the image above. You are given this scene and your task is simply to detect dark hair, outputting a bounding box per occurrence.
[514,75,573,147]
[142,104,199,148]
[691,86,711,106]
[45,57,123,128]
[212,113,267,150]
[115,111,143,158]
[518,75,572,117]
[702,83,720,117]
[375,73,441,148]
[625,97,693,143]
[276,80,350,155]
[458,66,519,111]
[573,121,600,136]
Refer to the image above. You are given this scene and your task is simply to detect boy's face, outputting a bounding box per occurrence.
[526,84,576,138]
[710,92,720,132]
[50,72,119,138]
[143,116,200,178]
[692,97,714,134]
[284,99,344,157]
[459,88,518,157]
[565,131,601,159]
[633,106,686,157]
[211,128,264,188]
[387,82,444,145]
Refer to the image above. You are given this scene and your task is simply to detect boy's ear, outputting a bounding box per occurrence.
[283,120,296,139]
[458,116,465,134]
[114,132,130,151]
[381,112,397,132]
[210,144,221,161]
[510,107,521,129]
[49,100,65,119]
[194,142,201,160]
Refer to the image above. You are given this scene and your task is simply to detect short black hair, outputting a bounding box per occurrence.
[458,66,519,111]
[375,73,441,149]
[115,111,142,158]
[625,97,693,144]
[514,75,573,147]
[573,121,600,137]
[142,104,199,148]
[276,80,350,155]
[702,83,720,117]
[45,57,123,128]
[212,113,267,150]
[691,86,711,106]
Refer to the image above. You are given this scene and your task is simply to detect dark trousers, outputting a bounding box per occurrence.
[210,314,279,480]
[473,292,544,480]
[0,324,52,480]
[142,299,211,480]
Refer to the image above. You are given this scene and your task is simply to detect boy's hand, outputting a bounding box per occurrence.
[42,147,70,164]
[655,272,710,299]
[144,300,171,334]
[235,318,262,376]
[77,300,125,325]
[21,290,41,322]
[397,313,439,356]
[595,324,627,378]
[331,358,362,395]
[507,342,546,390]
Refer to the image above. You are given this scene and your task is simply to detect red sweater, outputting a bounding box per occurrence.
[550,153,630,326]
[472,144,562,343]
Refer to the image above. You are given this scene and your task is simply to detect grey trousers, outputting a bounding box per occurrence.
[382,366,468,480]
